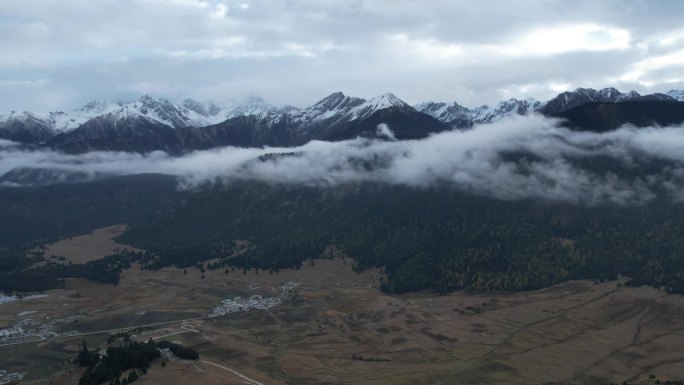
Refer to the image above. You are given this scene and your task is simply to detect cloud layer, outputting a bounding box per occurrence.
[1,1,684,110]
[3,116,684,205]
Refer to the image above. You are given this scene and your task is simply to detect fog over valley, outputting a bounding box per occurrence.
[3,115,684,205]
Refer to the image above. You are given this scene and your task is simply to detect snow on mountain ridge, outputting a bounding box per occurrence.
[3,87,683,141]
[416,97,545,126]
[415,87,681,126]
[0,111,56,142]
[276,92,414,129]
[668,90,684,101]
[33,101,124,132]
[346,92,412,121]
[180,96,281,124]
[364,92,409,109]
[539,87,644,115]
[288,92,364,125]
[0,96,283,135]
[226,96,279,119]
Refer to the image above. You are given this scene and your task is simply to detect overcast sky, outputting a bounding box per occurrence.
[2,0,684,111]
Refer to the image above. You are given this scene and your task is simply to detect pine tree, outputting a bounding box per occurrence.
[78,339,92,367]
[128,371,138,383]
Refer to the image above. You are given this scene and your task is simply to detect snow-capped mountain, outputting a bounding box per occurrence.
[181,92,415,133]
[182,96,281,124]
[45,92,448,153]
[472,98,545,122]
[67,95,235,129]
[288,92,366,125]
[288,92,414,133]
[174,92,448,151]
[3,87,684,152]
[0,111,55,143]
[540,87,649,115]
[667,90,684,102]
[415,87,683,127]
[0,95,282,142]
[288,92,443,143]
[413,101,472,128]
[415,98,544,127]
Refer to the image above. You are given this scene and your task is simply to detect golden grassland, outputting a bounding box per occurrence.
[2,228,684,384]
[39,224,142,264]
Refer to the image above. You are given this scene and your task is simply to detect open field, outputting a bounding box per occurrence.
[39,224,142,264]
[2,257,684,385]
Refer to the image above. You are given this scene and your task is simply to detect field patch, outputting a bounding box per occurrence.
[40,224,143,264]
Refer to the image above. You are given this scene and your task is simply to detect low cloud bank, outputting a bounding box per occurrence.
[3,115,684,205]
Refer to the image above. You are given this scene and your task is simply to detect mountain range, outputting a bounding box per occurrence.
[2,88,684,153]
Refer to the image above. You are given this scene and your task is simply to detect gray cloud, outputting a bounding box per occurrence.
[3,116,684,205]
[1,1,683,111]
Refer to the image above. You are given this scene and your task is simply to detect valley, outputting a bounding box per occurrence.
[5,2,684,384]
[2,228,684,385]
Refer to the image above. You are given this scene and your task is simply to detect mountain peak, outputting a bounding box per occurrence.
[524,97,542,106]
[667,90,684,101]
[327,91,346,99]
[540,87,642,115]
[138,95,174,108]
[139,94,155,103]
[182,98,209,116]
[366,93,409,109]
[311,92,365,113]
[599,87,620,96]
[315,91,346,104]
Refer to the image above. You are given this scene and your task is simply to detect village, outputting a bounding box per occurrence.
[210,294,281,316]
[0,295,48,305]
[0,281,302,346]
[0,368,22,384]
[209,280,301,316]
[0,317,80,346]
[0,279,304,385]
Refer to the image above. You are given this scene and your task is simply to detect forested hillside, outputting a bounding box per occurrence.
[3,176,684,295]
[120,181,684,294]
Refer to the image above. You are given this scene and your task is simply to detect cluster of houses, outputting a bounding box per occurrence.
[280,281,301,293]
[209,281,302,316]
[211,295,281,316]
[0,369,22,384]
[0,318,77,346]
[0,319,34,344]
[0,294,48,305]
[158,347,173,360]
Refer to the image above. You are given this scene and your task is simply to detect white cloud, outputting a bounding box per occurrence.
[508,24,631,56]
[4,115,684,205]
[211,3,229,18]
[388,23,631,65]
[616,49,684,86]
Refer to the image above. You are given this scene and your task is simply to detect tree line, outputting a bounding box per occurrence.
[77,338,198,385]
